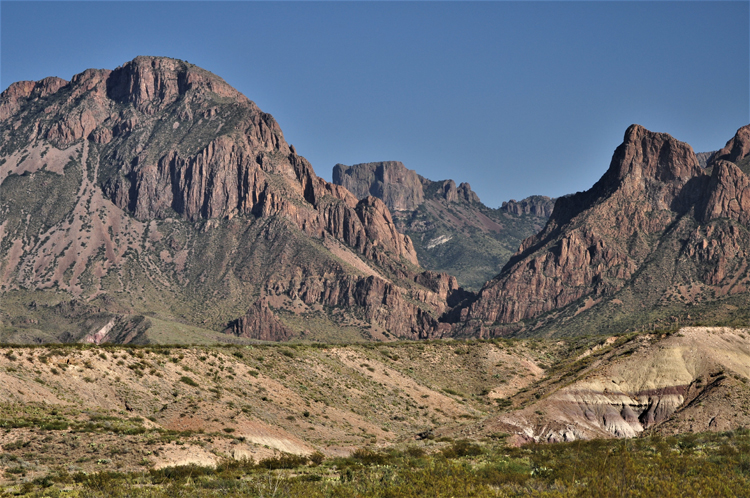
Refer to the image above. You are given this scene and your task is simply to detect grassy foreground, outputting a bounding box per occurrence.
[7,429,750,497]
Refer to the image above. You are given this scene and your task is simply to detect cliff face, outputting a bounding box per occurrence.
[0,56,458,343]
[333,161,425,211]
[333,162,553,290]
[462,124,750,336]
[701,159,750,225]
[500,196,555,217]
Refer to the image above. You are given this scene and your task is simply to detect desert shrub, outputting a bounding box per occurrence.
[405,446,426,458]
[149,464,216,482]
[179,376,198,387]
[348,448,388,466]
[441,440,483,458]
[309,451,325,466]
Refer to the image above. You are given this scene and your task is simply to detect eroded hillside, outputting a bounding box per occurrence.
[1,327,749,484]
[0,340,551,482]
[454,326,750,444]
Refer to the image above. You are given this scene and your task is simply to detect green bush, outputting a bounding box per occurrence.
[179,376,198,387]
[441,439,483,458]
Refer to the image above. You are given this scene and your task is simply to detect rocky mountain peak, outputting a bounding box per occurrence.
[0,57,464,342]
[607,124,701,185]
[105,56,245,114]
[462,124,708,326]
[712,124,750,165]
[432,179,480,203]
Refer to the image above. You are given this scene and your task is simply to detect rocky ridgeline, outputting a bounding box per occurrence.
[333,161,554,290]
[500,196,555,217]
[333,161,482,212]
[463,124,750,334]
[3,56,750,342]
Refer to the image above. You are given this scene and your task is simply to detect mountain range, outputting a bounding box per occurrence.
[1,56,750,346]
[4,57,750,491]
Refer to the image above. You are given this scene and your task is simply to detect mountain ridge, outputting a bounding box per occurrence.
[460,123,750,337]
[332,160,554,290]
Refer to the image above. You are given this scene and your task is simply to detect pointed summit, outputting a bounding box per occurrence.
[463,124,706,328]
[711,124,750,165]
[606,124,700,185]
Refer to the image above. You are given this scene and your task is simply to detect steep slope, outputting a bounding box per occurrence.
[0,56,461,343]
[461,124,750,337]
[333,161,554,290]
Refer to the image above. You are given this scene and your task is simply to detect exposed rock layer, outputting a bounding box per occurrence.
[500,196,555,217]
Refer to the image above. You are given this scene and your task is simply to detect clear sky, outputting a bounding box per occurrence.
[1,1,748,207]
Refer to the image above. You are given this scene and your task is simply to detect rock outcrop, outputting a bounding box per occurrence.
[500,196,555,217]
[228,298,293,341]
[333,161,425,211]
[428,179,480,204]
[701,160,750,225]
[712,124,750,164]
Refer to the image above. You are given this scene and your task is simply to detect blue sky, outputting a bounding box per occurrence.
[1,1,748,207]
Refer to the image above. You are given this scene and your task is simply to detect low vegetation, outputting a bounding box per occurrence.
[0,331,747,495]
[6,430,750,497]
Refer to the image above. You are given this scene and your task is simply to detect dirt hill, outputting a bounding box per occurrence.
[0,340,550,481]
[0,327,748,483]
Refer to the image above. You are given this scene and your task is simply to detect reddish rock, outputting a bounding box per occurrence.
[711,124,750,164]
[467,124,703,324]
[0,77,68,120]
[701,160,750,224]
[0,56,442,342]
[228,298,293,341]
